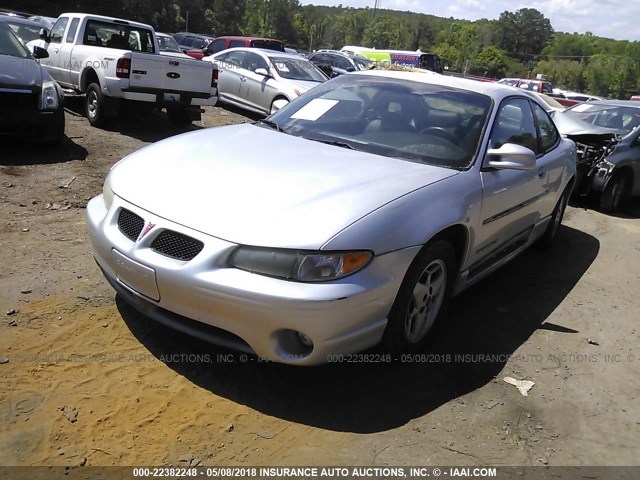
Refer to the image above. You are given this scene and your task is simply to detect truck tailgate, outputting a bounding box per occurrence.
[128,53,213,94]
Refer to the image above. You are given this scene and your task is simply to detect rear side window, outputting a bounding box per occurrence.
[66,18,79,43]
[50,17,69,44]
[229,40,246,48]
[210,38,226,54]
[82,20,155,52]
[252,40,284,52]
[192,37,207,49]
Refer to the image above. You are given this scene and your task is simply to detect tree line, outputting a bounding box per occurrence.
[6,0,640,97]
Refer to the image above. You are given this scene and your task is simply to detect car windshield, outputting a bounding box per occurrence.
[268,74,492,169]
[269,56,327,82]
[158,35,181,53]
[565,103,640,135]
[6,21,41,43]
[0,22,30,58]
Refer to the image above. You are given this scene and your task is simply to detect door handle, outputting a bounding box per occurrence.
[538,168,545,179]
[54,48,59,53]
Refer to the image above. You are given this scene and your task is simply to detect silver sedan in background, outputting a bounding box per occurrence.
[204,47,329,115]
[87,71,576,365]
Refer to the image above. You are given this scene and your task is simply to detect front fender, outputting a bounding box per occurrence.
[322,172,479,261]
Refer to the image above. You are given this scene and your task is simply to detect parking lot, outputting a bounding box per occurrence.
[1,103,639,467]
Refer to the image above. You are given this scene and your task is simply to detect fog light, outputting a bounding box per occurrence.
[297,332,313,348]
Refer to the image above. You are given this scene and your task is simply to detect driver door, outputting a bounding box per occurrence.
[474,98,544,266]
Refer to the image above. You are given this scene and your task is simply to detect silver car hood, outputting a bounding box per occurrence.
[283,78,323,92]
[110,124,458,249]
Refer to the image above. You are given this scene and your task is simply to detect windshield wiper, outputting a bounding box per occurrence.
[308,138,357,150]
[256,119,283,132]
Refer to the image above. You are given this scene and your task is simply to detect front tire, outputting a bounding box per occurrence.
[85,83,106,127]
[381,240,455,353]
[600,171,629,213]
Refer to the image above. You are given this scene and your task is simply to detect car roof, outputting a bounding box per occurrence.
[216,35,282,43]
[59,12,153,30]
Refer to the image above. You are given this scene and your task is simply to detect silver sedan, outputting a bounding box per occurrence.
[86,71,576,365]
[203,47,329,115]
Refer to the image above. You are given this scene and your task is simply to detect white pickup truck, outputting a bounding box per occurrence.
[28,13,217,127]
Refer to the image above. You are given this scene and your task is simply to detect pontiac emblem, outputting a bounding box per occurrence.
[138,222,156,240]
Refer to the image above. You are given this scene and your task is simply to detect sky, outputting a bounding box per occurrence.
[299,0,640,42]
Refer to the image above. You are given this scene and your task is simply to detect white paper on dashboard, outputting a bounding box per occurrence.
[290,99,339,121]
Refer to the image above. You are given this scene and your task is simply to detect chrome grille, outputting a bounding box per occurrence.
[151,230,204,261]
[117,209,145,241]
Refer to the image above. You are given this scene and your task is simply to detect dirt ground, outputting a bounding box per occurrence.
[1,100,639,469]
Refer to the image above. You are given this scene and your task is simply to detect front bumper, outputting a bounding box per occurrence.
[104,78,217,107]
[86,194,418,365]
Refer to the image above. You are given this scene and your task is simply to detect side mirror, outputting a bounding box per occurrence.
[32,46,49,59]
[255,68,270,77]
[39,28,50,42]
[485,143,536,171]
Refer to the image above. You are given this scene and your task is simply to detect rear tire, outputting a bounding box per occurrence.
[381,240,455,354]
[600,171,629,213]
[85,83,106,127]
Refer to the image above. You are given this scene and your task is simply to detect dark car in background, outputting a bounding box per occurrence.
[0,19,65,144]
[174,32,214,59]
[203,36,285,56]
[0,14,44,44]
[28,15,57,30]
[554,100,640,212]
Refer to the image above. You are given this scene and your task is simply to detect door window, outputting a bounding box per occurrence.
[531,102,559,153]
[243,52,269,72]
[490,98,538,153]
[224,50,248,68]
[50,17,69,44]
[210,39,226,54]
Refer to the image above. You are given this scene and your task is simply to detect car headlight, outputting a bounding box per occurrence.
[229,247,372,282]
[40,81,59,110]
[103,176,115,210]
